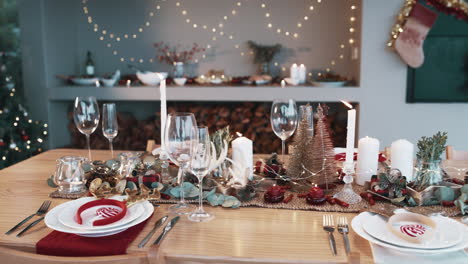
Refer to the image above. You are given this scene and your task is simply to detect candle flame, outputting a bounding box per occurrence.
[236,132,243,137]
[314,184,317,187]
[281,79,286,88]
[341,100,353,109]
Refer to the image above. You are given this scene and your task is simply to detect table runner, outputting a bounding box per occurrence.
[36,213,152,257]
[150,184,460,217]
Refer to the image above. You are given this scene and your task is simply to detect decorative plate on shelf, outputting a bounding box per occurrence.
[71,77,100,86]
[311,81,346,87]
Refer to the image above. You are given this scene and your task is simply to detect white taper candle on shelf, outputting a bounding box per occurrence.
[159,77,167,149]
[356,136,380,185]
[341,101,356,165]
[290,63,299,82]
[231,133,253,186]
[298,64,306,84]
[391,139,414,181]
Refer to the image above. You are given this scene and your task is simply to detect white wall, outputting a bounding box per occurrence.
[358,0,468,150]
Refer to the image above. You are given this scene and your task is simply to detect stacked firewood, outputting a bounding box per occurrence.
[68,102,347,153]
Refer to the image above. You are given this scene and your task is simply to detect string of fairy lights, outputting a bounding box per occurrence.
[81,0,359,73]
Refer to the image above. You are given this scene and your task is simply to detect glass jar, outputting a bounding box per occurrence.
[414,159,442,188]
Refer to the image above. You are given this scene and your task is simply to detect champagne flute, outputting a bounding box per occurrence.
[270,99,298,162]
[164,112,198,214]
[102,103,118,158]
[188,127,214,222]
[73,96,100,160]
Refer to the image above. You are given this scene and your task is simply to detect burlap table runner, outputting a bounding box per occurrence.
[149,184,461,217]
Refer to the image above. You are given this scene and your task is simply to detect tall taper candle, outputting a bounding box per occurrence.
[159,78,167,149]
[391,139,414,181]
[356,136,380,185]
[345,108,356,165]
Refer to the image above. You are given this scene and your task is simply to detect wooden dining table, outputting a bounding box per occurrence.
[0,149,466,264]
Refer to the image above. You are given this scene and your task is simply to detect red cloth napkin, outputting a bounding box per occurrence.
[36,214,152,257]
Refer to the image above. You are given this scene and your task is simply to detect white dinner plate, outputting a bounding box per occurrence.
[45,196,153,237]
[363,214,463,249]
[58,198,144,231]
[351,212,468,254]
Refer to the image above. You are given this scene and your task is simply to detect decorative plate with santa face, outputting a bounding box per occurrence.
[362,213,463,249]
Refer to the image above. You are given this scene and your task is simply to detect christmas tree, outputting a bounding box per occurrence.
[309,104,336,190]
[0,1,47,169]
[287,106,314,179]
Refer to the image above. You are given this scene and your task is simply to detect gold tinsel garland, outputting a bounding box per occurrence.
[387,0,468,48]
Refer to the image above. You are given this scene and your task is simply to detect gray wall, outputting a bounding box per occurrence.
[19,0,468,151]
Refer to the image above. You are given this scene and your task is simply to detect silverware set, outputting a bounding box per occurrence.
[5,200,51,237]
[323,215,351,256]
[138,215,180,248]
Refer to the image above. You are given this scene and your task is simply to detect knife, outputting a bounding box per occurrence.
[138,215,168,248]
[153,216,180,245]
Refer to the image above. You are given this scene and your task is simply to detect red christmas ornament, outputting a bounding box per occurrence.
[264,185,286,203]
[308,186,325,199]
[22,135,29,141]
[0,140,5,147]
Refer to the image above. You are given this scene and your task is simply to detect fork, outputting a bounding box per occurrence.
[323,214,337,256]
[5,200,51,235]
[337,216,351,255]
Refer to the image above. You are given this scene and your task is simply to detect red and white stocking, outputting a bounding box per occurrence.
[395,3,438,68]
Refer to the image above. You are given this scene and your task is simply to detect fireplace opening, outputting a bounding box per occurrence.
[68,101,358,154]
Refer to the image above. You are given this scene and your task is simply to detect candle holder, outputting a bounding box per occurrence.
[333,162,362,204]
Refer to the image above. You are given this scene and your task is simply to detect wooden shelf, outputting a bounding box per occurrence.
[49,85,360,102]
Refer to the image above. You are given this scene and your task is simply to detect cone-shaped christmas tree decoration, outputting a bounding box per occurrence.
[310,104,336,190]
[287,105,314,179]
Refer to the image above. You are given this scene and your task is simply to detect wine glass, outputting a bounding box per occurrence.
[270,99,298,162]
[164,112,198,214]
[102,103,118,158]
[74,96,100,160]
[188,126,214,222]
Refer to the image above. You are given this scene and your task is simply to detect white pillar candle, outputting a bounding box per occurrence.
[356,137,380,185]
[391,139,414,181]
[159,78,167,149]
[298,64,307,84]
[290,63,299,82]
[232,134,253,185]
[345,108,356,165]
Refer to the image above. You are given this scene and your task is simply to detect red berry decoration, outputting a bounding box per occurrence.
[264,185,285,203]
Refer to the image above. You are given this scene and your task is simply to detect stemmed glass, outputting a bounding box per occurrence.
[164,113,198,214]
[188,127,214,222]
[73,96,100,160]
[270,99,298,162]
[102,103,118,158]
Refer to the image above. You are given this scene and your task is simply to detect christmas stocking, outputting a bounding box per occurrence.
[395,3,438,68]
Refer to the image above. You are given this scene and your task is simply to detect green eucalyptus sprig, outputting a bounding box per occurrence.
[416,131,448,162]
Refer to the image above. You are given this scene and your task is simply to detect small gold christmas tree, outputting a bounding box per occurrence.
[287,105,314,179]
[310,104,337,190]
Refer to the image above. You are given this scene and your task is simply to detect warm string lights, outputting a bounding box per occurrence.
[81,0,360,75]
[260,0,325,40]
[81,0,165,64]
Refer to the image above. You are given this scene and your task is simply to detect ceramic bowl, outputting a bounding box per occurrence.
[71,77,100,86]
[136,71,168,86]
[284,77,300,86]
[174,77,187,86]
